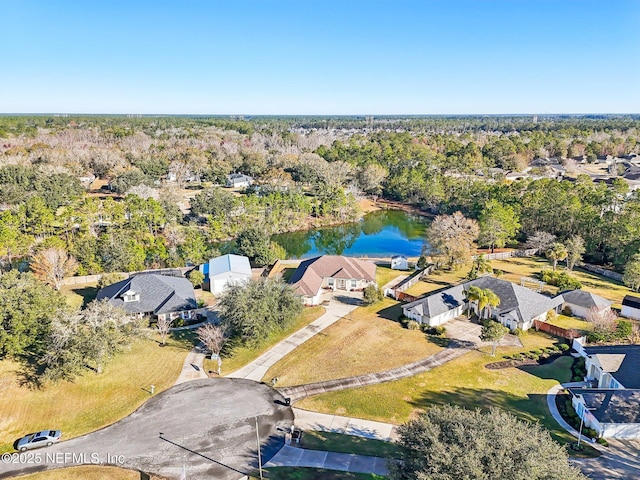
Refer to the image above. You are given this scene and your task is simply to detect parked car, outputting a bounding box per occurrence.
[16,430,62,451]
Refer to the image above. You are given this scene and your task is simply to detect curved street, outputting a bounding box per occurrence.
[0,379,293,480]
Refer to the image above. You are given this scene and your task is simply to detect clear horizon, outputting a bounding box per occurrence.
[2,0,639,115]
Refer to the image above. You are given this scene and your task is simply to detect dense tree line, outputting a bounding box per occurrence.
[0,115,639,277]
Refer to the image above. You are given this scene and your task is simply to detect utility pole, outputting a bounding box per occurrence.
[255,417,263,480]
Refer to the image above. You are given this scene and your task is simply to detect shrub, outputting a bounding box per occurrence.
[562,306,573,316]
[407,320,421,330]
[363,285,384,305]
[584,428,598,440]
[513,327,525,337]
[559,343,570,352]
[529,354,540,361]
[617,320,633,340]
[597,438,608,446]
[400,316,410,327]
[540,270,582,290]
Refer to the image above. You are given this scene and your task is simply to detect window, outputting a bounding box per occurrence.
[123,292,140,303]
[351,280,357,288]
[327,278,335,287]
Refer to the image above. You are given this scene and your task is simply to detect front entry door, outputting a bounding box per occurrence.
[337,279,346,290]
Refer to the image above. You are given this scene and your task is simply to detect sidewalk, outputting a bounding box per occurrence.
[174,343,208,385]
[264,445,389,476]
[228,297,360,381]
[293,408,398,441]
[546,382,598,442]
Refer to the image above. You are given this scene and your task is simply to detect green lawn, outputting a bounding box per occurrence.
[203,307,326,376]
[0,332,191,454]
[262,298,445,386]
[261,468,385,480]
[548,314,593,334]
[59,282,99,309]
[296,332,576,445]
[375,265,404,288]
[302,431,402,459]
[404,268,469,297]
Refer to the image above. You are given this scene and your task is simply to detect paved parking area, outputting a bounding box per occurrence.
[0,379,293,480]
[445,317,522,348]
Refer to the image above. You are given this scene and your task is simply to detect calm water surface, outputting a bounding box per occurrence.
[272,209,429,259]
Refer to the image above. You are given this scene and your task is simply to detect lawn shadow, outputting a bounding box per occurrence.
[70,285,99,307]
[425,335,450,348]
[15,355,46,390]
[408,387,558,435]
[377,303,403,321]
[518,356,573,383]
[169,329,200,349]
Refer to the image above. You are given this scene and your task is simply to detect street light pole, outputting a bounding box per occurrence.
[576,410,585,448]
[255,417,263,480]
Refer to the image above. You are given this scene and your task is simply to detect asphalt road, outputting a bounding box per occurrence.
[0,378,293,480]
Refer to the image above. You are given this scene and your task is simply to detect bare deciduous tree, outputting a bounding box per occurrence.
[587,306,617,335]
[426,211,479,269]
[156,316,174,346]
[30,247,79,290]
[525,231,557,254]
[197,323,228,375]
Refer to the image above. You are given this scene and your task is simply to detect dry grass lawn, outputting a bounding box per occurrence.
[204,306,326,376]
[262,298,445,386]
[491,256,635,307]
[0,333,190,454]
[548,314,594,334]
[14,466,156,480]
[405,268,469,297]
[295,331,569,433]
[59,282,99,310]
[375,265,404,288]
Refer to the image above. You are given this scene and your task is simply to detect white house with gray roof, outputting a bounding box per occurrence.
[96,273,197,321]
[569,343,640,438]
[200,254,252,295]
[555,290,613,319]
[402,277,558,331]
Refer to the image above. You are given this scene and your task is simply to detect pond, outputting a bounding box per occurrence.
[271,209,429,259]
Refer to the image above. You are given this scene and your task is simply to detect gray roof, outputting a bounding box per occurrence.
[403,277,556,324]
[207,254,252,278]
[403,284,465,318]
[559,290,613,310]
[569,388,640,424]
[583,345,640,389]
[96,274,197,315]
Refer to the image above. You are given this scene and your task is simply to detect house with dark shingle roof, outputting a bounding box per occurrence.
[569,344,640,438]
[555,290,613,319]
[96,273,198,321]
[288,255,377,305]
[622,295,640,320]
[402,277,558,331]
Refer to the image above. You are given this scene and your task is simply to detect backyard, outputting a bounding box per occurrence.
[0,333,191,454]
[262,297,445,386]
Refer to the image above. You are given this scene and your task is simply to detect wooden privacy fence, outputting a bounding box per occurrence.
[396,291,419,303]
[533,320,581,340]
[60,267,194,287]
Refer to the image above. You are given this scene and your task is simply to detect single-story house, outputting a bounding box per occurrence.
[569,343,640,438]
[289,255,377,306]
[226,173,253,188]
[390,255,409,270]
[555,290,613,319]
[402,276,559,331]
[568,389,640,439]
[622,295,640,321]
[96,273,197,321]
[200,254,252,295]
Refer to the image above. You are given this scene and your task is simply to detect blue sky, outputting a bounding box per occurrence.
[1,0,639,114]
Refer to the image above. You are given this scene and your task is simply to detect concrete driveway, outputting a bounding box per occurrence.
[572,439,640,479]
[0,379,293,480]
[445,317,522,348]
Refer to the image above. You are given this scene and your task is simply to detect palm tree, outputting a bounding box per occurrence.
[465,286,484,319]
[546,242,568,271]
[481,288,501,319]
